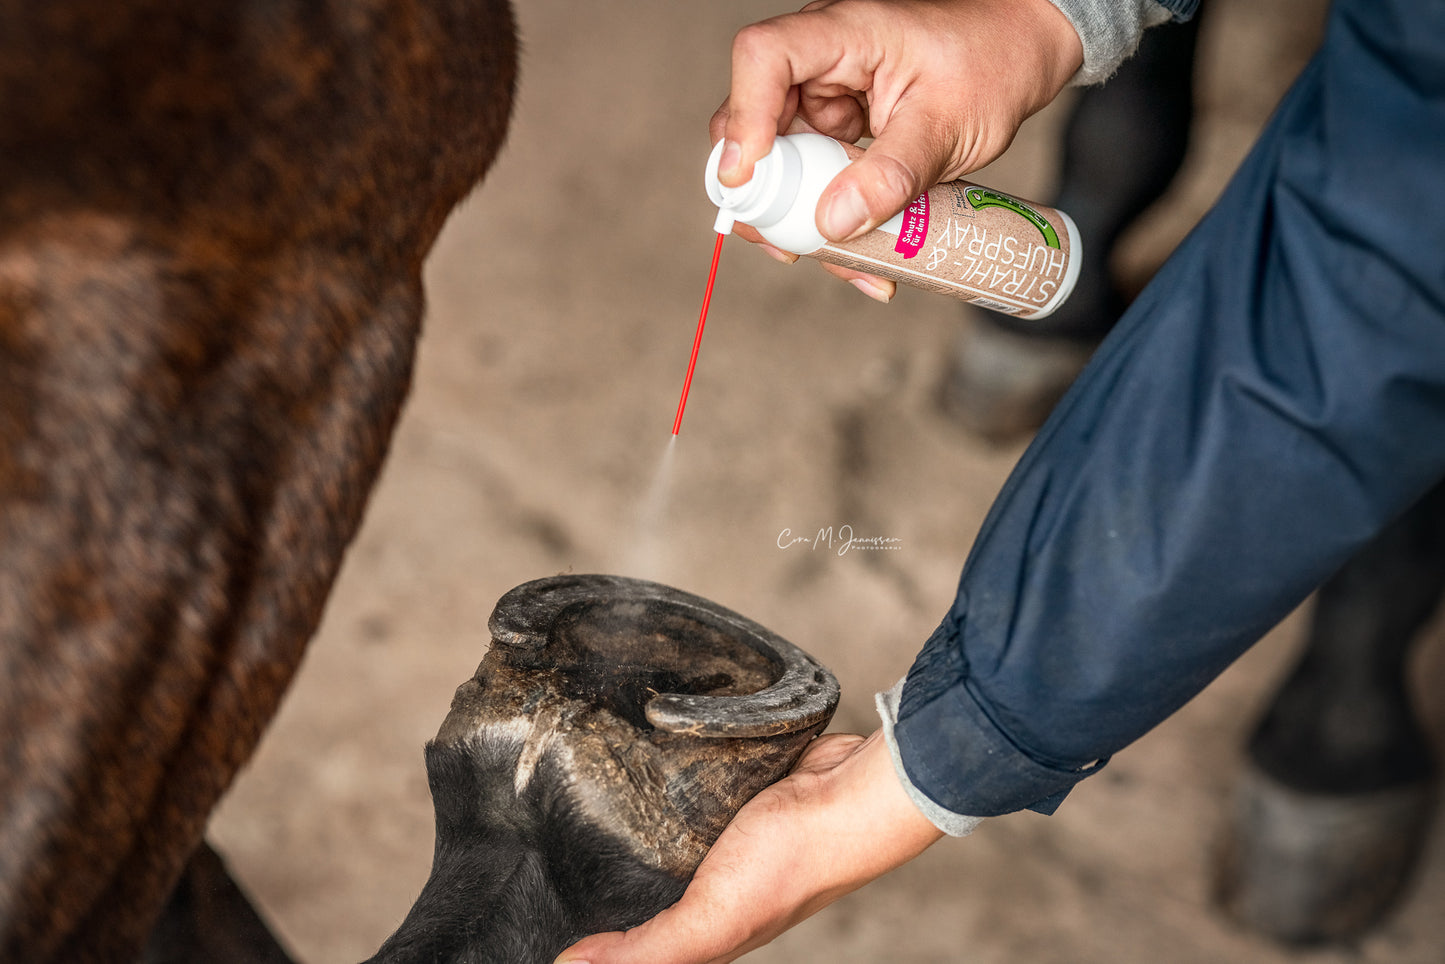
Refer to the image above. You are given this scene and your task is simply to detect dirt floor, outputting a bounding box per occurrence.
[208,0,1445,961]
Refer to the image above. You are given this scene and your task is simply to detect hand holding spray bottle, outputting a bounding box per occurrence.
[705,132,1080,319]
[674,132,1081,433]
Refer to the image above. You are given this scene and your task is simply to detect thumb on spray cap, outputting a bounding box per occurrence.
[705,137,802,236]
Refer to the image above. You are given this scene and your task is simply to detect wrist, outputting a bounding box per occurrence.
[1009,0,1086,102]
[1042,0,1173,85]
[827,731,945,865]
[875,680,986,837]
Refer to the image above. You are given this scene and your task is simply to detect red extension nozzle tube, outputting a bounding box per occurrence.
[670,231,726,435]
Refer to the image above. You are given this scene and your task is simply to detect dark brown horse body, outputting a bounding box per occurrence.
[0,2,517,960]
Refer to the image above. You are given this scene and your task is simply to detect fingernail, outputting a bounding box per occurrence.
[820,186,871,242]
[758,243,798,265]
[718,139,743,182]
[850,278,893,303]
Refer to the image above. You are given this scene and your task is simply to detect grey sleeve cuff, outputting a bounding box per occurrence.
[876,678,985,837]
[1046,0,1175,85]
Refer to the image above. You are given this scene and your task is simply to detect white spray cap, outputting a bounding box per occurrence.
[704,137,803,236]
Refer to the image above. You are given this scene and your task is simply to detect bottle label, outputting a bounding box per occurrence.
[817,180,1074,317]
[892,192,929,260]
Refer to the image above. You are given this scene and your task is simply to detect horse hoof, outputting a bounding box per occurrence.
[1214,761,1435,944]
[936,312,1097,446]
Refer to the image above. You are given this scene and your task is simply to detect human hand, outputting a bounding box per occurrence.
[552,729,944,964]
[710,0,1083,301]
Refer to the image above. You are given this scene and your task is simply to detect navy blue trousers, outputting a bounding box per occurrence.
[895,0,1445,817]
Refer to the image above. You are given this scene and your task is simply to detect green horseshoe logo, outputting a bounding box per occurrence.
[965,188,1060,249]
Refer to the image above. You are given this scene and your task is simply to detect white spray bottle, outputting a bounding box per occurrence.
[705,132,1080,319]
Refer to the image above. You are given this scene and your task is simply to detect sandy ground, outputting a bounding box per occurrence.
[208,1,1445,961]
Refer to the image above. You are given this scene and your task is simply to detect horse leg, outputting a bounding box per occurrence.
[140,840,295,964]
[1216,477,1445,942]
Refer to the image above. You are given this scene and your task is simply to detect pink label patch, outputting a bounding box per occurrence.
[893,192,929,259]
